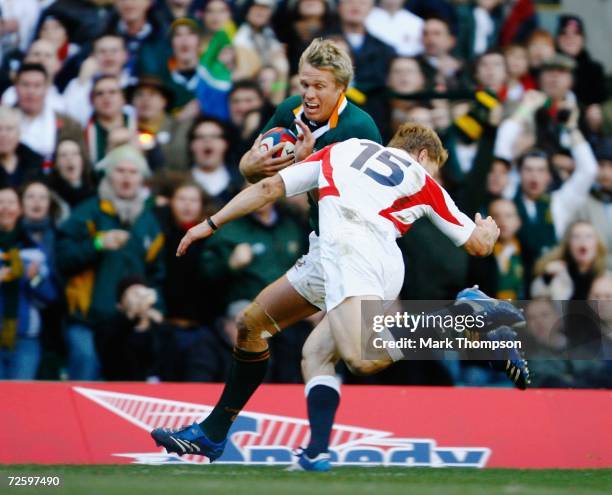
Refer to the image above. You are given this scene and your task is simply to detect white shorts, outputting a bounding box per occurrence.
[320,226,404,310]
[286,230,404,312]
[286,232,327,311]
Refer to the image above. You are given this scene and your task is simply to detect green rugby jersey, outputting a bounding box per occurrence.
[261,94,382,233]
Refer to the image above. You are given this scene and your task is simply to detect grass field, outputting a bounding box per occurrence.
[0,465,610,495]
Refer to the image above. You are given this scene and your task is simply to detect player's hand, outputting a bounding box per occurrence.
[294,119,315,163]
[228,243,253,270]
[241,134,295,181]
[176,220,214,257]
[475,212,500,249]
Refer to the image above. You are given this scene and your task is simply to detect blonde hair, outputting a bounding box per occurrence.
[388,123,449,166]
[298,38,354,89]
[534,221,608,277]
[0,106,21,130]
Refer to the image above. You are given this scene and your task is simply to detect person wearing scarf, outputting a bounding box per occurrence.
[0,187,57,379]
[57,145,165,380]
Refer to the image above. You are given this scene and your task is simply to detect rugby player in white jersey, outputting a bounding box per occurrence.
[153,123,528,467]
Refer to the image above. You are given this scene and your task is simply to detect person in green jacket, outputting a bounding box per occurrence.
[57,145,165,380]
[199,199,305,312]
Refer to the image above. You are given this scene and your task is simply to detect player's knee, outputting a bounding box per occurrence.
[236,305,262,343]
[344,357,383,376]
[236,302,273,351]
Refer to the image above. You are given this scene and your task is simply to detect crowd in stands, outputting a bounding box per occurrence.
[0,0,610,388]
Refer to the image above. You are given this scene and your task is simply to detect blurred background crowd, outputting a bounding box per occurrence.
[0,0,610,388]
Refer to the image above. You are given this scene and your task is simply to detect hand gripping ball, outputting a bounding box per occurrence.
[259,127,297,158]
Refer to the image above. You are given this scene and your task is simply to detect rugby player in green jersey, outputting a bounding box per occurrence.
[152,38,384,460]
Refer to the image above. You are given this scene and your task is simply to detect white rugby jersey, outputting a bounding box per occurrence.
[279,138,475,245]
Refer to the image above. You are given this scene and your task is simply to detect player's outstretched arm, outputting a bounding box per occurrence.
[239,134,295,183]
[463,213,500,257]
[176,175,286,256]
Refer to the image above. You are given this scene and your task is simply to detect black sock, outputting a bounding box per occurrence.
[199,347,269,443]
[304,384,340,458]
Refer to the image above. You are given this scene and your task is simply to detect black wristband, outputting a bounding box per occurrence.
[207,217,218,231]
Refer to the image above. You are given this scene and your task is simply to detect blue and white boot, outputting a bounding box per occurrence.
[456,285,525,332]
[286,448,331,472]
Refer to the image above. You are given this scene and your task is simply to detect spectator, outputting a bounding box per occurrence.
[589,274,612,360]
[0,106,44,188]
[333,0,395,122]
[495,92,598,255]
[84,75,137,166]
[57,145,165,380]
[275,0,335,75]
[37,12,80,71]
[525,29,555,78]
[185,301,241,382]
[532,54,579,155]
[555,14,606,107]
[226,80,271,164]
[503,43,537,103]
[472,49,509,113]
[13,63,83,161]
[386,56,427,137]
[155,182,231,379]
[129,75,191,171]
[197,0,262,122]
[63,34,131,126]
[467,198,524,300]
[0,186,57,379]
[2,39,66,113]
[20,181,60,266]
[531,220,607,300]
[0,0,41,62]
[498,0,538,47]
[20,180,65,379]
[523,298,571,387]
[155,18,203,117]
[188,115,242,204]
[199,191,305,313]
[365,0,424,57]
[525,297,609,387]
[456,0,503,61]
[257,65,286,107]
[234,0,289,81]
[156,0,196,27]
[95,275,174,381]
[418,16,464,91]
[483,157,512,209]
[156,181,217,326]
[47,138,95,211]
[573,138,612,270]
[106,0,170,77]
[103,289,159,382]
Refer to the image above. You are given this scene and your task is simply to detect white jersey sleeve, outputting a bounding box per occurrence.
[425,183,476,246]
[278,161,320,197]
[278,145,334,197]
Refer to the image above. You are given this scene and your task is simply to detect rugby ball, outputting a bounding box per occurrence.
[259,127,297,158]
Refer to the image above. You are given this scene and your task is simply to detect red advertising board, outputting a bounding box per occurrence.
[1,382,610,468]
